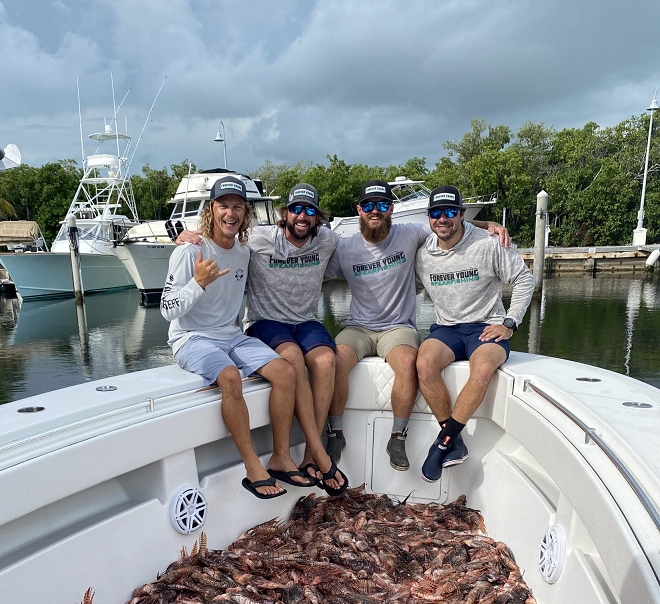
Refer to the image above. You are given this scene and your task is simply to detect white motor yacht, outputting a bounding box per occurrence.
[113,170,277,304]
[0,352,658,603]
[330,177,497,238]
[0,128,139,300]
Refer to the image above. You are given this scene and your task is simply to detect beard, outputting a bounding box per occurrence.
[285,218,314,241]
[360,213,392,243]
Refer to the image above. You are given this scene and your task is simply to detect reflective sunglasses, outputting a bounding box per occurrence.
[428,207,460,219]
[360,200,391,213]
[288,204,318,216]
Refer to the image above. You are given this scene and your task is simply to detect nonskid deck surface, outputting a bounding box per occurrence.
[126,489,534,604]
[0,353,659,604]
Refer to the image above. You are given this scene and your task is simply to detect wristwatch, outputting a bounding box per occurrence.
[503,317,517,331]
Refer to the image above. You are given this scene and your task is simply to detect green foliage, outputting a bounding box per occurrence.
[1,111,658,246]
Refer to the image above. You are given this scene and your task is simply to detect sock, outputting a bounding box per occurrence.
[392,417,409,434]
[438,418,449,429]
[328,415,343,432]
[437,417,465,448]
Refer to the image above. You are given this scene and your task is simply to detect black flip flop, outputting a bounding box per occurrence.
[299,462,323,487]
[268,468,316,487]
[241,476,287,500]
[320,461,349,496]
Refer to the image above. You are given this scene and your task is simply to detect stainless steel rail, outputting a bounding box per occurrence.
[0,376,264,456]
[523,379,660,533]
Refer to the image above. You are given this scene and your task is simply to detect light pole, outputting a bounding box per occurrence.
[633,89,659,246]
[214,120,227,169]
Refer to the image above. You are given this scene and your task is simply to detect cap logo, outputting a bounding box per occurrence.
[220,181,243,192]
[365,185,386,195]
[293,188,315,199]
[434,192,455,202]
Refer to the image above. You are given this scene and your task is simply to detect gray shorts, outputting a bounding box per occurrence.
[174,334,281,386]
[335,325,420,361]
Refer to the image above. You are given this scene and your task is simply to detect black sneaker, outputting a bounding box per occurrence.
[386,429,410,471]
[326,428,346,463]
[442,432,469,467]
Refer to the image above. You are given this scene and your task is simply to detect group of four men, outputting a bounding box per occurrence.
[161,175,534,499]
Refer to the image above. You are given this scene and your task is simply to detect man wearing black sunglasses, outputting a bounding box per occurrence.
[415,185,534,483]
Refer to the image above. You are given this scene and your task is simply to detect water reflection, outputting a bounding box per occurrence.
[1,273,659,405]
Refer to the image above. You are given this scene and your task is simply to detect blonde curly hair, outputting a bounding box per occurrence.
[199,197,252,245]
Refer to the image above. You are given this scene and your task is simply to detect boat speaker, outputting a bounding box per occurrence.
[538,525,566,584]
[169,486,208,535]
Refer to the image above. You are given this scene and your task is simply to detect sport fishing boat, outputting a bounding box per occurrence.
[113,169,277,304]
[330,176,498,238]
[0,127,139,300]
[0,352,658,603]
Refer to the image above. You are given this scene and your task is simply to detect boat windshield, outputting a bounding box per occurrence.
[391,183,431,203]
[170,200,203,219]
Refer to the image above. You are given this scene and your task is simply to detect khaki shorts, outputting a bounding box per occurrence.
[335,325,420,361]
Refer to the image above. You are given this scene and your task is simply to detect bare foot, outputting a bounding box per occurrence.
[269,453,314,486]
[315,450,344,491]
[245,463,284,497]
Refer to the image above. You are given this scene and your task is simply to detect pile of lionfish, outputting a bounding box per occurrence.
[120,485,535,604]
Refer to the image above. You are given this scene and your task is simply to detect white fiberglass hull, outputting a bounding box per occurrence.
[330,201,493,238]
[0,353,659,603]
[0,252,135,299]
[113,241,175,300]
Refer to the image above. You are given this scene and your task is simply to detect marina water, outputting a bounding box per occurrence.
[1,273,659,405]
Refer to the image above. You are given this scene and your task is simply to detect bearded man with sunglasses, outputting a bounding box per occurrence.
[323,180,511,472]
[415,185,534,483]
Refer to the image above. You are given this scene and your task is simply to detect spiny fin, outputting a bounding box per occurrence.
[82,587,95,604]
[180,546,188,559]
[199,531,208,555]
[190,540,199,556]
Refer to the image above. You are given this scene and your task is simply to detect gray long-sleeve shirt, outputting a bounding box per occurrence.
[415,222,534,327]
[161,240,249,354]
[244,225,341,328]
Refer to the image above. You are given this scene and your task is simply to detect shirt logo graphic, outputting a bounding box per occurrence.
[429,267,479,286]
[352,251,406,276]
[269,253,320,268]
[365,185,386,195]
[235,269,244,281]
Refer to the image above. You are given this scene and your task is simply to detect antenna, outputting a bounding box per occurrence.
[0,144,21,171]
[111,73,121,158]
[128,76,167,168]
[77,77,85,166]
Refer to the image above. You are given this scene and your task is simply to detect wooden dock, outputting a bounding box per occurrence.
[518,245,659,273]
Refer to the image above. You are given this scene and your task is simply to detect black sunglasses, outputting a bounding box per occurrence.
[288,204,318,216]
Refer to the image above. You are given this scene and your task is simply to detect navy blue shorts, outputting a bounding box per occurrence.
[246,320,336,355]
[425,323,510,361]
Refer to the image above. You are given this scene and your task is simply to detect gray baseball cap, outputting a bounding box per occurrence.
[210,176,247,202]
[288,183,320,211]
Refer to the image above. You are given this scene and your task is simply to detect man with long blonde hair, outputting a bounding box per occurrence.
[162,176,304,500]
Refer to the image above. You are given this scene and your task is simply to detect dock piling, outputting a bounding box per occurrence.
[533,190,548,292]
[67,215,85,304]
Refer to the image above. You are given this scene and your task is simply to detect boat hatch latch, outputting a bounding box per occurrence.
[539,525,566,584]
[170,486,208,535]
[622,401,653,409]
[96,385,117,392]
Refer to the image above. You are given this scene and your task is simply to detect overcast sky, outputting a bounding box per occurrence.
[2,0,659,176]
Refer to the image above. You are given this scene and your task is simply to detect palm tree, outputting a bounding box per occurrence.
[0,198,16,220]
